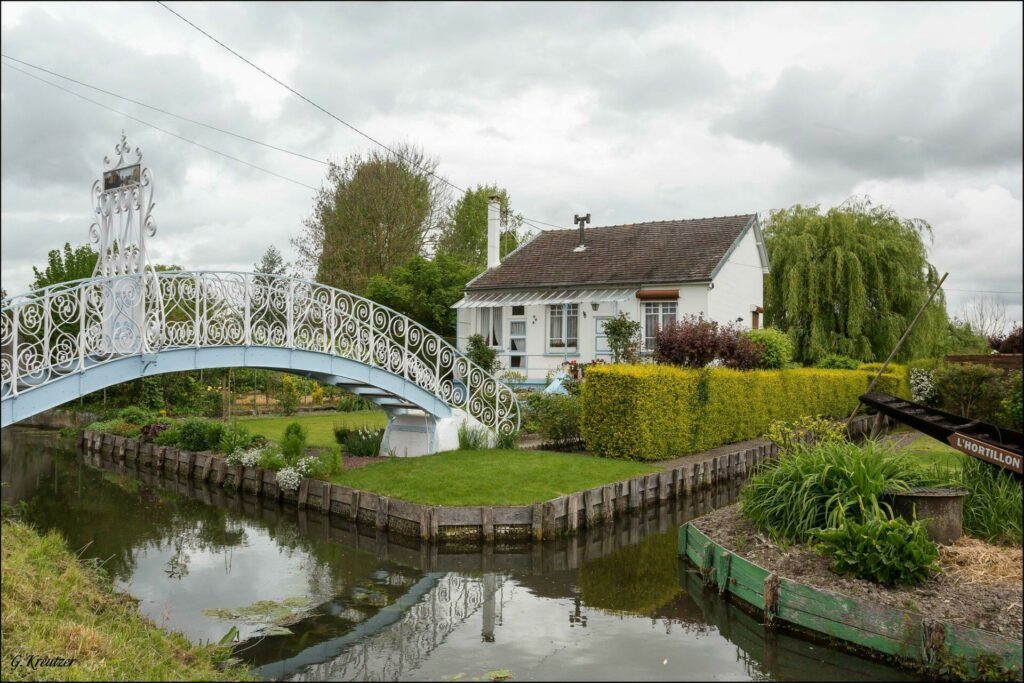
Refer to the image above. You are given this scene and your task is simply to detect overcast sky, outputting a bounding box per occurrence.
[2,2,1021,323]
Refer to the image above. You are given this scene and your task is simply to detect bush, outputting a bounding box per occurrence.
[739,441,951,543]
[932,363,1008,424]
[522,392,581,449]
[814,517,938,586]
[87,419,142,438]
[765,416,846,454]
[258,445,287,471]
[140,422,171,443]
[278,375,301,416]
[816,354,860,370]
[958,457,1022,545]
[653,315,762,369]
[743,328,793,369]
[909,367,938,405]
[153,425,181,446]
[580,365,899,460]
[466,333,499,374]
[175,418,224,452]
[494,429,519,450]
[281,422,307,464]
[337,392,375,413]
[218,423,252,455]
[457,422,490,450]
[338,427,384,457]
[602,313,642,364]
[989,324,1023,354]
[999,371,1022,429]
[117,406,156,425]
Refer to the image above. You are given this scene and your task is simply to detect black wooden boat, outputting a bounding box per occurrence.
[859,392,1022,476]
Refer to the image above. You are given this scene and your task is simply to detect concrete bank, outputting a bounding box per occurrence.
[77,412,886,543]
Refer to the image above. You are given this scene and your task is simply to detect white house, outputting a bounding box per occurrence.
[452,202,770,384]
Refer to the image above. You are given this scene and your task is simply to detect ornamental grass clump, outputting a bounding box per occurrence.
[740,440,953,543]
[958,457,1023,546]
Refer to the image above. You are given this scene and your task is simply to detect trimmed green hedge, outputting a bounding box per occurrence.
[580,365,898,460]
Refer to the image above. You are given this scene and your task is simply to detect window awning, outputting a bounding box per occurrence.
[452,287,636,309]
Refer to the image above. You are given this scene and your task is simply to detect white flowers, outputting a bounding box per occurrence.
[910,368,937,405]
[276,467,302,491]
[295,456,321,477]
[226,445,268,467]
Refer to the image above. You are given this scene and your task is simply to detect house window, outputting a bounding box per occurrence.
[478,307,502,347]
[548,304,578,351]
[643,301,676,351]
[512,305,525,316]
[509,320,527,369]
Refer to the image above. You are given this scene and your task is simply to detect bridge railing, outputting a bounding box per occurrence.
[1,271,519,434]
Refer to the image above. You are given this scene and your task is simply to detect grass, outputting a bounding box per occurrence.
[330,449,658,506]
[897,434,966,471]
[236,410,386,448]
[0,518,254,682]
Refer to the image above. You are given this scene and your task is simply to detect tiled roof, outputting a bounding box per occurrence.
[466,214,757,290]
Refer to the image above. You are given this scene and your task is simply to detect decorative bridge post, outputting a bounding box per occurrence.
[88,132,162,357]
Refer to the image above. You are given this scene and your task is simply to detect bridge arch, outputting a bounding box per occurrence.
[2,271,519,454]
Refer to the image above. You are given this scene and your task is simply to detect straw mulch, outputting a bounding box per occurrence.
[938,537,1023,586]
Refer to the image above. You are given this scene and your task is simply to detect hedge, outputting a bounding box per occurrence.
[858,362,910,399]
[580,365,899,461]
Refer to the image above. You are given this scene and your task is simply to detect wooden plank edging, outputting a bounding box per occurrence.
[678,522,1023,678]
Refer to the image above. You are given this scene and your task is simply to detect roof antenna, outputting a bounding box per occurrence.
[573,213,590,252]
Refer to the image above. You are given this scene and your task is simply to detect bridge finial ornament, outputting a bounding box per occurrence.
[90,131,157,277]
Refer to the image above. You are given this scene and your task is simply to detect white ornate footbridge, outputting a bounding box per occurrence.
[0,135,518,454]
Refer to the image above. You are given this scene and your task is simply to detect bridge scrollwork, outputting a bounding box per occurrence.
[1,271,519,434]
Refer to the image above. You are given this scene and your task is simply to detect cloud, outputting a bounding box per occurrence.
[714,27,1023,179]
[0,2,1020,323]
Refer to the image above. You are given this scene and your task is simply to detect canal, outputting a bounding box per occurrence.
[1,427,916,681]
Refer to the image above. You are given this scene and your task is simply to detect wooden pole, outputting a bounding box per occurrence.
[848,272,948,423]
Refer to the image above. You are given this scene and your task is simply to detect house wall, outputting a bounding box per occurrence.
[456,283,712,383]
[707,226,765,329]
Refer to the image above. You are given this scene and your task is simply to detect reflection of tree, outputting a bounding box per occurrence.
[12,449,247,582]
[578,531,681,616]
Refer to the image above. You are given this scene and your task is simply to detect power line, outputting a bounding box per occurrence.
[155,1,467,192]
[0,54,330,167]
[154,1,562,233]
[1,61,318,191]
[946,288,1023,295]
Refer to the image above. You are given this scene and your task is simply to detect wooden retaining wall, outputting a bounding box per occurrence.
[78,413,883,543]
[678,523,1023,679]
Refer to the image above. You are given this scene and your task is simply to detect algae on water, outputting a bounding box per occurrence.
[202,597,312,624]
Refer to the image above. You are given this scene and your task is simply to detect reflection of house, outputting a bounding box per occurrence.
[453,210,770,383]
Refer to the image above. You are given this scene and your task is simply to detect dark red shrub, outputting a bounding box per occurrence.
[140,422,171,443]
[654,315,764,369]
[994,325,1022,354]
[654,315,722,367]
[721,334,766,370]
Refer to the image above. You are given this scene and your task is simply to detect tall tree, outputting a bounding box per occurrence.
[254,245,289,276]
[31,243,98,289]
[763,199,949,364]
[434,185,525,270]
[363,253,477,339]
[293,143,450,293]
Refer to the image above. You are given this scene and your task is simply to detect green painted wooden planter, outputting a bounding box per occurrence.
[678,523,1022,680]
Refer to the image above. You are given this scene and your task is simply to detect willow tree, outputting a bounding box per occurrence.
[763,199,949,364]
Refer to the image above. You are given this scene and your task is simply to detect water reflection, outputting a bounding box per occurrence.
[2,427,916,681]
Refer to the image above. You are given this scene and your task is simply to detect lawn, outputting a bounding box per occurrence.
[330,449,659,506]
[237,410,386,448]
[897,433,966,471]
